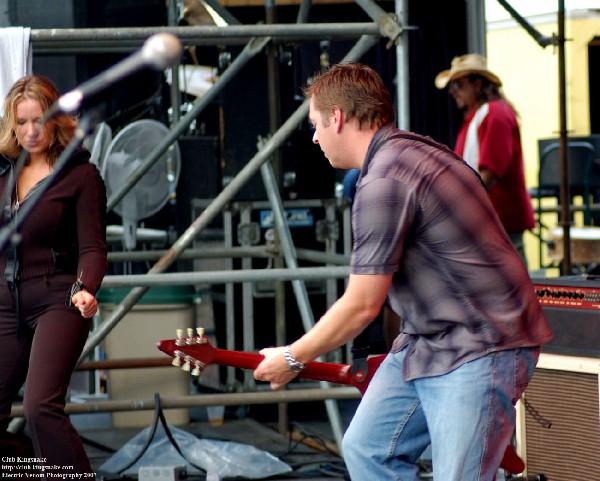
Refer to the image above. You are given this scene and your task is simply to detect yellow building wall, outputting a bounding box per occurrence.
[486,14,600,272]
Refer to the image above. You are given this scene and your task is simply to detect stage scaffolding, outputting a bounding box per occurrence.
[10,0,406,451]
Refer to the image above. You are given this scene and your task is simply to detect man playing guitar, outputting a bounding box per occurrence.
[251,64,552,481]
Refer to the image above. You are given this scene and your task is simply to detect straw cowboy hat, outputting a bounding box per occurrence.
[435,53,502,89]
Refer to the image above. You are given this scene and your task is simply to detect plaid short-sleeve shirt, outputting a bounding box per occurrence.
[351,125,552,381]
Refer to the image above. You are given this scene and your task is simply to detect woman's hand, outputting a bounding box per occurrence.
[71,289,99,318]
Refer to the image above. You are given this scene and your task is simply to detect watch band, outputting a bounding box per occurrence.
[284,345,306,373]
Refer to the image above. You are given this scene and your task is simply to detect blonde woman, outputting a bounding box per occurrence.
[0,75,106,476]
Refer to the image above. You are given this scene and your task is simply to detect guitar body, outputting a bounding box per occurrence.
[157,333,524,474]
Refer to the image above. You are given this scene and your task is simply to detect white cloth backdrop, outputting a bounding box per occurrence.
[0,27,32,116]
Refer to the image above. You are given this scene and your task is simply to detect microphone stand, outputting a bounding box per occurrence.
[0,110,101,255]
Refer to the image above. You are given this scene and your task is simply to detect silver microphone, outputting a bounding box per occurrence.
[49,32,183,116]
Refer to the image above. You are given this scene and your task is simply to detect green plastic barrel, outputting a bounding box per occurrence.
[97,285,196,305]
[98,284,196,428]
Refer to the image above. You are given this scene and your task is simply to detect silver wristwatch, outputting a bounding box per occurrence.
[284,345,306,373]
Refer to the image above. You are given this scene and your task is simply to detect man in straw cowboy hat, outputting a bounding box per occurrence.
[436,54,535,266]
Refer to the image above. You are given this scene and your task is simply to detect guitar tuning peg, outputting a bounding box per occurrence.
[187,327,194,338]
[196,327,205,337]
[172,356,181,367]
[191,363,201,376]
[176,328,184,346]
[182,359,191,372]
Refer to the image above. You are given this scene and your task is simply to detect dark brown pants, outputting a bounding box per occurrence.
[0,274,93,476]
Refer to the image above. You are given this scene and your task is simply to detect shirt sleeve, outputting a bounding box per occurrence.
[351,176,417,275]
[76,163,107,294]
[477,102,515,178]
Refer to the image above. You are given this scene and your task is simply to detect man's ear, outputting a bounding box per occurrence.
[332,108,344,133]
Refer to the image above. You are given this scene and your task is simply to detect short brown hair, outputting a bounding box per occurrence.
[0,75,77,164]
[303,63,395,129]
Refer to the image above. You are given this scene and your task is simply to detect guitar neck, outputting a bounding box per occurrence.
[211,348,354,386]
[156,338,381,394]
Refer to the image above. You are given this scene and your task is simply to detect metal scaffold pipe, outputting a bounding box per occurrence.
[107,246,274,263]
[30,24,382,52]
[106,246,349,265]
[101,266,350,288]
[11,387,360,416]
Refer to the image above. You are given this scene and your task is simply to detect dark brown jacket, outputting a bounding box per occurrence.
[0,150,107,295]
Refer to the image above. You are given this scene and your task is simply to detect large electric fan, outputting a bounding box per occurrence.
[103,119,181,251]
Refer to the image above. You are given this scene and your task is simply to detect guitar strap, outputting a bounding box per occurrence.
[350,323,373,384]
[350,345,370,382]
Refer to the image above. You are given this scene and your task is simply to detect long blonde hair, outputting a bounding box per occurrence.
[0,75,77,164]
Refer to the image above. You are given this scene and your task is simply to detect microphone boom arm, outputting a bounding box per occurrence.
[43,32,182,120]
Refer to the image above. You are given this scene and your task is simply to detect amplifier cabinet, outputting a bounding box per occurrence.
[516,353,600,481]
[533,278,600,358]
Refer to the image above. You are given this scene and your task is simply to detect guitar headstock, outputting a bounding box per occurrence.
[156,327,216,376]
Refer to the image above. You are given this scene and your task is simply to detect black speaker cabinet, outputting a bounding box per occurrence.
[175,135,220,236]
[516,353,600,481]
[541,306,600,359]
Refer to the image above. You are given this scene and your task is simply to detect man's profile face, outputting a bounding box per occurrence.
[448,76,479,111]
[308,96,338,166]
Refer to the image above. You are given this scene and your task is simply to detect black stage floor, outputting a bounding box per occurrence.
[81,413,518,481]
[83,416,352,481]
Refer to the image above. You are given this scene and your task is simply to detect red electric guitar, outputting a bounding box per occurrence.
[157,329,525,475]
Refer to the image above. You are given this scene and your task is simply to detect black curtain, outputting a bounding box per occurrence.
[407,0,468,148]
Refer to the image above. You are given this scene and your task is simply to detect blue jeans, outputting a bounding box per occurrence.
[342,347,539,481]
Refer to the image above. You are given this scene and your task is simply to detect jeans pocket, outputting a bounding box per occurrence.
[514,346,541,401]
